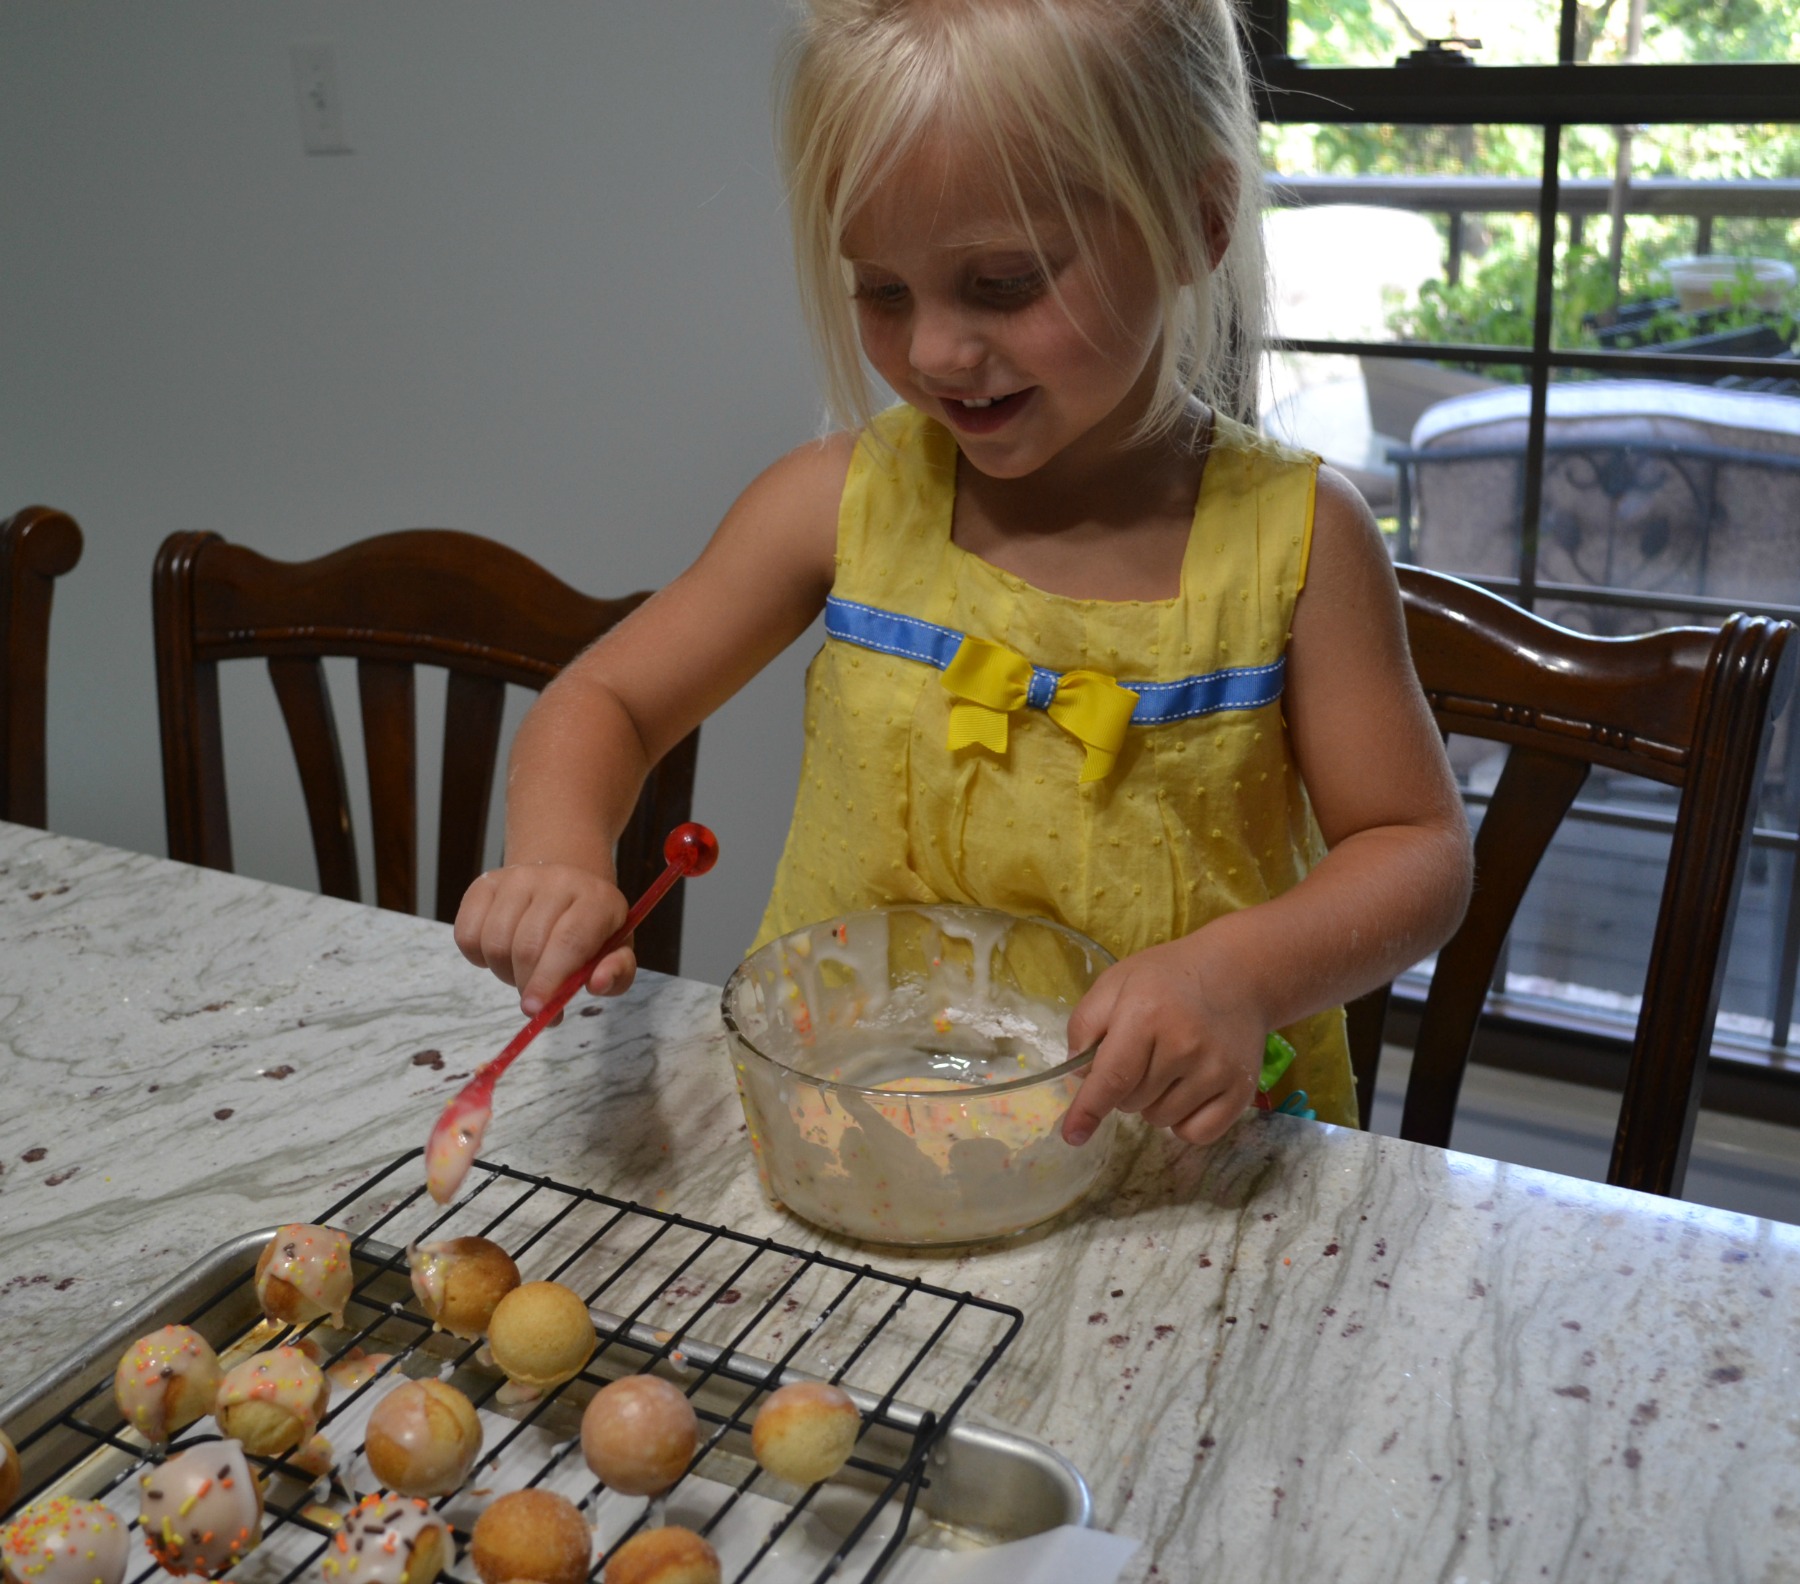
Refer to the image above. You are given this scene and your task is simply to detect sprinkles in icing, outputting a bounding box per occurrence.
[137,1440,262,1578]
[113,1325,223,1445]
[214,1346,330,1458]
[2,1498,128,1584]
[255,1224,354,1328]
[320,1494,449,1584]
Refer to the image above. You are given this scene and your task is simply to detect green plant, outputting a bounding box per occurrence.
[1384,234,1619,354]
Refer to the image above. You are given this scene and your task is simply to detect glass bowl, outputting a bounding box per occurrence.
[719,904,1118,1246]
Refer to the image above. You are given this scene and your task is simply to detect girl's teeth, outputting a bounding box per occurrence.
[960,397,994,409]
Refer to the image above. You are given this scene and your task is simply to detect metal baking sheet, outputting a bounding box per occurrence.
[1,1153,1090,1582]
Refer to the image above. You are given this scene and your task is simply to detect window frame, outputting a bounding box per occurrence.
[1244,0,1800,1080]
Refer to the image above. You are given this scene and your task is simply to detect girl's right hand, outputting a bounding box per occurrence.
[453,864,635,1015]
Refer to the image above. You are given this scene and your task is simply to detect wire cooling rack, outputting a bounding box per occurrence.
[6,1149,1029,1583]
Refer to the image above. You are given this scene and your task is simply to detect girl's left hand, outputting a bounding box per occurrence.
[1060,938,1266,1148]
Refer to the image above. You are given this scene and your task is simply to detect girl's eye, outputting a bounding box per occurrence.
[853,280,908,310]
[975,269,1048,306]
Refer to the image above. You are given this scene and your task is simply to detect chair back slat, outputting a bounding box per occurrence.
[356,658,419,915]
[2,507,84,827]
[267,656,359,902]
[1618,616,1796,1191]
[1400,746,1590,1146]
[1351,565,1796,1198]
[1344,985,1391,1133]
[436,672,507,924]
[154,529,702,975]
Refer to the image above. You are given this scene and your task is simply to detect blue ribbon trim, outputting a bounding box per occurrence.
[823,595,1284,725]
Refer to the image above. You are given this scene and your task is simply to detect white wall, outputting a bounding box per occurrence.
[1,2,823,988]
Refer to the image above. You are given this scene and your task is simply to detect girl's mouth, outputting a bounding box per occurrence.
[939,389,1032,434]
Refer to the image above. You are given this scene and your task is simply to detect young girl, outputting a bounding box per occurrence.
[455,0,1471,1145]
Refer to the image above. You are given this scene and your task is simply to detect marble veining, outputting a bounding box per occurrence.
[3,824,1799,1583]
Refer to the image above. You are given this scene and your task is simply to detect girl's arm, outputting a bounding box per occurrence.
[1062,466,1473,1145]
[454,434,850,1012]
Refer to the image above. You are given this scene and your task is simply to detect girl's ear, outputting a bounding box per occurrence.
[1197,160,1238,271]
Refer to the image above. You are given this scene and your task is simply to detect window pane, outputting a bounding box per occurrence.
[1288,1,1800,67]
[1261,124,1543,525]
[1616,3,1800,66]
[1289,2,1559,68]
[1552,122,1800,355]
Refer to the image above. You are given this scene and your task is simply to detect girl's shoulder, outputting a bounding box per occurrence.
[705,430,858,599]
[733,429,859,538]
[1209,411,1321,477]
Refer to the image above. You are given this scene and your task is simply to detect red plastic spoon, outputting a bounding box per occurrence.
[425,822,719,1203]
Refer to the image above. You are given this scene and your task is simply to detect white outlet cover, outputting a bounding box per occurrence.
[291,42,352,155]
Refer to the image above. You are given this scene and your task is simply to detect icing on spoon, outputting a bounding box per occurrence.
[426,823,719,1202]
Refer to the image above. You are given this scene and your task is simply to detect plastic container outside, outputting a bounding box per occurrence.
[720,905,1118,1246]
[1660,255,1796,314]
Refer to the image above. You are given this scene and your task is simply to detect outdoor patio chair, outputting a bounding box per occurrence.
[152,529,700,974]
[2,505,84,828]
[1345,564,1796,1198]
[1388,381,1800,627]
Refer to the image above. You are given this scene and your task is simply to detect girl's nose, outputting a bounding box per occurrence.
[908,303,983,380]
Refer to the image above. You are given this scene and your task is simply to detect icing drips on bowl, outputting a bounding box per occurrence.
[723,905,1117,1245]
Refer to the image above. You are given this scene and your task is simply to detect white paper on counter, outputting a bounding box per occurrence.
[886,1525,1140,1583]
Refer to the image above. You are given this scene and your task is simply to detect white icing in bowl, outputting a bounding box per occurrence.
[721,905,1118,1246]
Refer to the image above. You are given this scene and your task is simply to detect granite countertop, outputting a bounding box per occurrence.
[3,822,1798,1583]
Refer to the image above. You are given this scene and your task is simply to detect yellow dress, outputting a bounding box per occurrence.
[755,404,1356,1126]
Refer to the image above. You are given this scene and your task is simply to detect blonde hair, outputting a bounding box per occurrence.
[778,0,1269,436]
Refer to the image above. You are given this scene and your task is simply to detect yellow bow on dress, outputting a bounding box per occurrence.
[940,635,1139,784]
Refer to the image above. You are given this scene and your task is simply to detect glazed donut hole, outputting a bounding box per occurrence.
[2,1498,129,1584]
[749,1382,862,1488]
[580,1376,698,1497]
[137,1439,265,1579]
[323,1493,452,1584]
[601,1525,720,1584]
[255,1223,354,1329]
[363,1378,484,1497]
[214,1346,331,1458]
[407,1237,521,1340]
[113,1325,223,1445]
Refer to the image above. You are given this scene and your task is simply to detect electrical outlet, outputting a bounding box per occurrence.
[291,43,352,155]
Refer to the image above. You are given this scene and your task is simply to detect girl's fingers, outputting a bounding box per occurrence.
[589,946,637,997]
[1061,971,1133,1143]
[514,895,584,1008]
[1062,1030,1157,1144]
[452,873,498,967]
[521,896,618,1010]
[1138,1068,1224,1131]
[1169,1090,1249,1148]
[1058,1058,1130,1144]
[476,886,541,990]
[1063,973,1116,1061]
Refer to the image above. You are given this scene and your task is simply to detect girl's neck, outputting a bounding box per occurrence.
[950,405,1213,604]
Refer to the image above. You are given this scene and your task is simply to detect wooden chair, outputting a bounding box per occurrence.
[1348,564,1797,1198]
[2,506,85,828]
[152,529,700,975]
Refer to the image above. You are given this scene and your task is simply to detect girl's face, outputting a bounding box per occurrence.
[840,134,1168,483]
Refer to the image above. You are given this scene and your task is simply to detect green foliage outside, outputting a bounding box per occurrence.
[1271,1,1800,361]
